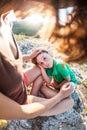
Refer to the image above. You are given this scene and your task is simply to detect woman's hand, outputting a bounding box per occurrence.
[22,49,43,61]
[59,82,74,99]
[30,48,46,59]
[30,49,41,59]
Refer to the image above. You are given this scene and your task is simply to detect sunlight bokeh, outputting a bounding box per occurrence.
[6,10,18,22]
[24,13,44,25]
[59,7,73,25]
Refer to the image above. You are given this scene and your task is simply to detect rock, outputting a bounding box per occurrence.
[3,109,85,130]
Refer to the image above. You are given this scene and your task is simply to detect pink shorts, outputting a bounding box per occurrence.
[23,73,30,104]
[23,73,28,87]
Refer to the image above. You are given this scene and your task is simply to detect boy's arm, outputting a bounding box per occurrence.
[55,76,71,89]
[39,65,52,84]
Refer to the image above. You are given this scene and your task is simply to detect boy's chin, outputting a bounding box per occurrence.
[48,66,53,68]
[45,64,53,68]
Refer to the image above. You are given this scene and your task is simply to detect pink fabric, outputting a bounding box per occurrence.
[23,73,28,87]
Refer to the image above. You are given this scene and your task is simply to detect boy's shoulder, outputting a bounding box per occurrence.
[53,59,64,66]
[53,59,70,70]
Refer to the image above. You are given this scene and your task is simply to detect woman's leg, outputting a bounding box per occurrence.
[26,82,74,116]
[26,95,74,116]
[24,66,43,95]
[41,97,74,116]
[40,82,76,98]
[30,76,43,96]
[23,66,41,85]
[40,84,58,98]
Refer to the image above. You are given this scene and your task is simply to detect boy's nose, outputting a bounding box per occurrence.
[45,61,48,66]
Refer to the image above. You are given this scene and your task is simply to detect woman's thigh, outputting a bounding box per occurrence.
[23,66,41,85]
[40,84,58,98]
[26,95,74,116]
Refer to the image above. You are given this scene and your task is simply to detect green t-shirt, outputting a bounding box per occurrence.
[46,59,78,84]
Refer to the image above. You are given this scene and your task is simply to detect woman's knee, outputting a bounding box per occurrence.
[62,97,74,111]
[24,66,41,84]
[68,97,74,109]
[34,76,43,86]
[32,66,41,74]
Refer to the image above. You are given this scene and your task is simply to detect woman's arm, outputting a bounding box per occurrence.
[0,84,73,120]
[22,49,44,62]
[0,92,61,120]
[22,54,31,62]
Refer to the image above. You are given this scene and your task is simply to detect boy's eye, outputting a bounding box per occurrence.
[40,62,43,65]
[43,57,46,60]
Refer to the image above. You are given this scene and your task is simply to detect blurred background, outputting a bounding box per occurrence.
[0,0,87,62]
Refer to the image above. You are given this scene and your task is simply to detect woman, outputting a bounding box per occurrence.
[0,11,74,120]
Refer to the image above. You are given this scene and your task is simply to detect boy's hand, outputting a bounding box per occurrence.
[50,80,59,88]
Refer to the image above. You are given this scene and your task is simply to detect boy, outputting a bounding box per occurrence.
[31,49,78,97]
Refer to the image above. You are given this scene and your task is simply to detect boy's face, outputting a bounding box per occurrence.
[36,52,53,68]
